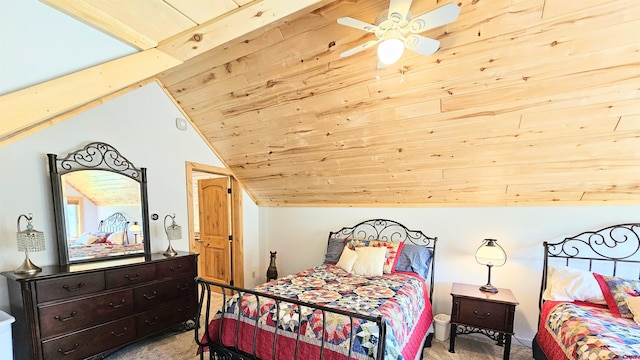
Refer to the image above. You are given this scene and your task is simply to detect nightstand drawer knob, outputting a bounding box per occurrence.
[473,310,491,319]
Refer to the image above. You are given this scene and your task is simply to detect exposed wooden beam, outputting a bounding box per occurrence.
[41,0,154,50]
[157,0,335,61]
[0,49,182,145]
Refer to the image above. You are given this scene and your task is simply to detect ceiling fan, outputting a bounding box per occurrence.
[337,1,460,66]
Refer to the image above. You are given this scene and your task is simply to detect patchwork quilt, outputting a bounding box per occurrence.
[203,264,432,360]
[68,242,144,260]
[541,301,640,360]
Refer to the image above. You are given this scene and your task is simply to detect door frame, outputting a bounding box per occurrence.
[185,161,244,288]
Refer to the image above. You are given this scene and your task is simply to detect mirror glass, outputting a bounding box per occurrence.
[62,170,144,262]
[48,142,151,265]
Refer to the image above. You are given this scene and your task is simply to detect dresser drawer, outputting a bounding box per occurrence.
[36,273,105,303]
[136,296,196,337]
[41,317,136,360]
[134,276,196,310]
[456,298,509,331]
[106,263,156,288]
[39,289,134,339]
[157,256,196,278]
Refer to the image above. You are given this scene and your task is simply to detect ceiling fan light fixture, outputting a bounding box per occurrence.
[377,38,404,65]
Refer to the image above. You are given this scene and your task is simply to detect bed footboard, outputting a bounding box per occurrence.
[195,278,388,360]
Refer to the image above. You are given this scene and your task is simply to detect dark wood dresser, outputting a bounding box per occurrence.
[2,252,198,360]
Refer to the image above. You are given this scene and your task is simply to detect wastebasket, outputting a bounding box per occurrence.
[434,313,451,341]
[0,310,15,360]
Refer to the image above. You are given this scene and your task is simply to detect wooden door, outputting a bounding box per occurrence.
[197,177,231,285]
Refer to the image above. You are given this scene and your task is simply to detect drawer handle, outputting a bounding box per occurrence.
[143,291,157,300]
[177,283,189,291]
[111,327,129,337]
[54,311,78,322]
[145,316,159,326]
[169,265,183,272]
[473,310,491,319]
[109,299,126,308]
[124,273,141,281]
[62,282,85,292]
[57,343,79,355]
[177,305,191,313]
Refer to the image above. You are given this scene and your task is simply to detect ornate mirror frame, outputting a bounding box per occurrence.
[48,142,151,265]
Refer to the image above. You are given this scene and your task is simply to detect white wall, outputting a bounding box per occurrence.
[0,82,260,312]
[258,205,640,344]
[0,0,136,95]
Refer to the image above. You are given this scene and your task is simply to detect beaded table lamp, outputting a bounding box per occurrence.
[15,213,46,275]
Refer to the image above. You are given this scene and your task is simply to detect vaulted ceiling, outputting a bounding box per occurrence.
[2,0,640,206]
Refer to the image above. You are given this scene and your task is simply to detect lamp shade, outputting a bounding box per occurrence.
[129,221,141,232]
[377,38,405,65]
[475,238,506,267]
[17,214,45,252]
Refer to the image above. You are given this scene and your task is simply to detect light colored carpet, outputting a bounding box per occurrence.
[107,329,532,359]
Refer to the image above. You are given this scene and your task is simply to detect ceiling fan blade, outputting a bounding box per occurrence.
[388,0,413,22]
[408,2,460,33]
[339,39,381,58]
[337,17,378,33]
[405,35,440,56]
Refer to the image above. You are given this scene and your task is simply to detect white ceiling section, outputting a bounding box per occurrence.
[0,0,136,95]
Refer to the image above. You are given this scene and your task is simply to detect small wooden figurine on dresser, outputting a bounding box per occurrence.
[266,251,278,281]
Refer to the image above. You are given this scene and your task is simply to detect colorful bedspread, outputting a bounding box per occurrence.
[539,301,640,360]
[68,243,144,260]
[204,264,432,360]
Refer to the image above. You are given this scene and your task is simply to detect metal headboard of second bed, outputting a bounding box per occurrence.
[538,223,640,310]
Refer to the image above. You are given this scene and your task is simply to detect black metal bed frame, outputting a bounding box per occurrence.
[532,223,640,360]
[97,211,130,243]
[194,219,438,360]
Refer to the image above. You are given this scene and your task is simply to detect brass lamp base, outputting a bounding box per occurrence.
[14,257,42,275]
[163,243,177,257]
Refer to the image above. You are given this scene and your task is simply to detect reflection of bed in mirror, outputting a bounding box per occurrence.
[68,211,144,261]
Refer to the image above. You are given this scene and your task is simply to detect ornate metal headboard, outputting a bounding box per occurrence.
[538,223,640,309]
[328,219,438,299]
[97,212,130,243]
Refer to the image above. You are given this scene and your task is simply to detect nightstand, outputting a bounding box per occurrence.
[448,283,519,360]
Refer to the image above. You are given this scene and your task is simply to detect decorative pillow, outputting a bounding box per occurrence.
[94,232,111,244]
[75,232,99,245]
[394,244,433,279]
[107,231,126,245]
[336,246,358,273]
[347,239,404,274]
[542,265,606,304]
[351,246,387,277]
[324,237,347,264]
[626,297,640,324]
[594,273,640,318]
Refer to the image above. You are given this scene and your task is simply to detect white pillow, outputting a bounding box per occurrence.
[625,297,640,324]
[107,231,126,245]
[336,246,358,273]
[76,233,99,245]
[542,265,605,304]
[352,247,386,277]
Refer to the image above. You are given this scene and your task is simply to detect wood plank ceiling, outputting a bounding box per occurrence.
[14,0,640,206]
